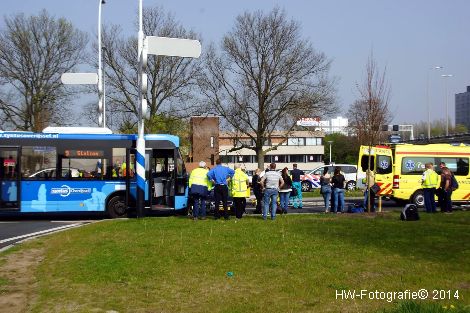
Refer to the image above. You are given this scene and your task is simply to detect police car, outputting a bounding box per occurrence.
[300,164,360,192]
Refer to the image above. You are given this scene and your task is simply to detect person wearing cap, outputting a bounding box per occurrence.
[230,164,250,219]
[207,159,235,220]
[189,161,210,220]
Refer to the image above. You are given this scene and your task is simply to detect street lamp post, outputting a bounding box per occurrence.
[441,74,453,136]
[102,46,107,127]
[98,0,106,127]
[426,66,443,139]
[327,141,333,164]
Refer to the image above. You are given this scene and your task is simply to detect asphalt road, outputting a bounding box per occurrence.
[0,220,90,251]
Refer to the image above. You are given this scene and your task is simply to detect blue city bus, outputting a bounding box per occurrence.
[0,128,188,217]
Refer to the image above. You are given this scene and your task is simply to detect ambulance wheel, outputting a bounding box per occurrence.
[301,181,311,192]
[411,191,425,208]
[107,195,128,218]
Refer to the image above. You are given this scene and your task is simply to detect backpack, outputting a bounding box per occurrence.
[451,175,459,191]
[349,204,364,213]
[400,204,420,221]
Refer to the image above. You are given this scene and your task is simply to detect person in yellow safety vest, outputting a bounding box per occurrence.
[112,160,121,178]
[189,161,210,220]
[230,164,250,219]
[120,161,135,177]
[421,162,439,213]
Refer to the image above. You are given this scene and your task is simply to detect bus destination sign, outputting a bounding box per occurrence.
[64,150,104,158]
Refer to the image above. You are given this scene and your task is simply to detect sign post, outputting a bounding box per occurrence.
[135,0,201,218]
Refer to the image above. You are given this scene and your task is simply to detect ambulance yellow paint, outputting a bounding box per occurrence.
[357,143,470,207]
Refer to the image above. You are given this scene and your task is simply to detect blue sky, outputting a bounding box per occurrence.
[2,0,470,126]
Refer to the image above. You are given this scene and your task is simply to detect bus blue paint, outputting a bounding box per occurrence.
[0,131,188,217]
[20,180,126,212]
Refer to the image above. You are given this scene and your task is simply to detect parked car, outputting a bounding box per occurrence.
[300,164,362,192]
[29,167,80,179]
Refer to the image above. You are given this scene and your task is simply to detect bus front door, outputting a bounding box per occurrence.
[0,147,20,210]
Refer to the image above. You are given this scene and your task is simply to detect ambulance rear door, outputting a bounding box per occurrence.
[358,145,393,196]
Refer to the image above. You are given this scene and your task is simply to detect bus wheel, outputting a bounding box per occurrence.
[107,195,127,218]
[411,190,425,208]
[301,181,311,192]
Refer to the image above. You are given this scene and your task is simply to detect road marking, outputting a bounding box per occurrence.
[0,223,83,244]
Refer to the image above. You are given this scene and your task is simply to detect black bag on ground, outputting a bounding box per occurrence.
[400,204,420,221]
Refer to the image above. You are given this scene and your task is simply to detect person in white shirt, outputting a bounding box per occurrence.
[260,163,284,220]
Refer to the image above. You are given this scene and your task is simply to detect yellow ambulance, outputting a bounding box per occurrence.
[357,143,470,207]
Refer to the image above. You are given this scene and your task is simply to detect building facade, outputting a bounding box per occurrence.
[456,86,470,130]
[189,117,326,172]
[188,116,219,169]
[296,116,349,135]
[218,130,325,171]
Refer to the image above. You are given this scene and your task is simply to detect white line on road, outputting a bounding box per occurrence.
[0,223,83,244]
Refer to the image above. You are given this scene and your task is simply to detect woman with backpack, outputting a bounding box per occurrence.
[319,167,332,212]
[279,167,292,214]
[440,166,453,213]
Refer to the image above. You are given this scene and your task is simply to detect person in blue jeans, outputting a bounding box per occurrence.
[291,163,304,209]
[207,159,235,220]
[260,163,284,220]
[320,167,332,213]
[279,167,292,214]
[331,166,345,213]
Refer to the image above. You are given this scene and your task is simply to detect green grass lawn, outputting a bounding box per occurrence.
[3,212,470,313]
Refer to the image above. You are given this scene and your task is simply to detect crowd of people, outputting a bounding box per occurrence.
[188,159,457,220]
[421,161,455,214]
[188,160,306,221]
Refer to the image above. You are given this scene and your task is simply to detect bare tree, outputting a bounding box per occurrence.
[0,10,88,131]
[412,119,467,139]
[348,53,391,212]
[198,8,336,169]
[98,6,202,132]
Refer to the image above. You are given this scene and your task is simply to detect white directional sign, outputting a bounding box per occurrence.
[146,36,201,58]
[61,73,98,85]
